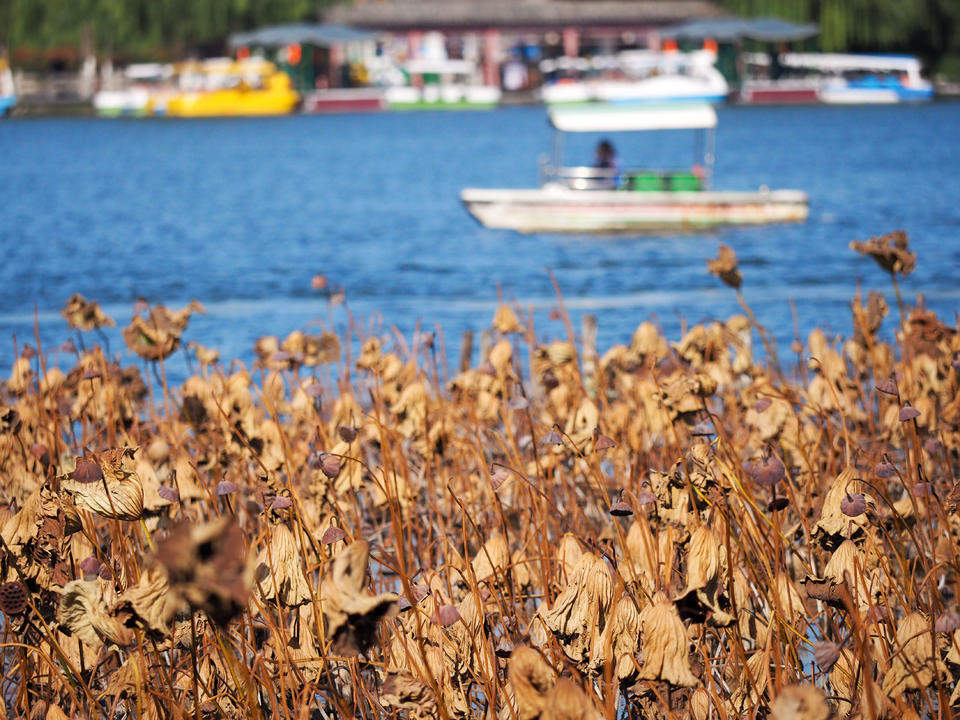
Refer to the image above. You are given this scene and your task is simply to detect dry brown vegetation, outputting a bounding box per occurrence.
[2,231,960,719]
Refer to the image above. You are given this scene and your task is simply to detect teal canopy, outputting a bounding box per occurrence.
[661,17,819,43]
[228,23,377,49]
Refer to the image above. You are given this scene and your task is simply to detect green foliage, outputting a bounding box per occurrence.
[0,0,337,58]
[720,0,960,72]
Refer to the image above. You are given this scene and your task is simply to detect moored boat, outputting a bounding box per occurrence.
[461,103,808,234]
[540,48,728,106]
[93,63,173,117]
[301,87,385,113]
[740,52,933,105]
[159,58,299,117]
[0,59,15,116]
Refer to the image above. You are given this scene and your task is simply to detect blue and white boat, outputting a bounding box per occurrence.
[783,53,933,104]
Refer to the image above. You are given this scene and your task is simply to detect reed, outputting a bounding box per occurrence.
[1,230,958,719]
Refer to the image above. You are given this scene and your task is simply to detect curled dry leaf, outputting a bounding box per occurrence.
[381,672,440,720]
[59,580,134,649]
[850,229,916,276]
[63,448,144,521]
[493,304,523,334]
[123,301,202,361]
[706,243,742,290]
[113,565,180,637]
[637,595,699,688]
[62,293,115,331]
[320,540,399,655]
[540,678,604,720]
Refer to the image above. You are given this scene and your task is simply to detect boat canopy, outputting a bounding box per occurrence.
[548,103,718,133]
[780,53,923,74]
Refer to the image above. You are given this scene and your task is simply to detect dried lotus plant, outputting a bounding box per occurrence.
[4,255,960,718]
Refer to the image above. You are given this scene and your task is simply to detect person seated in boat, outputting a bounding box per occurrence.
[593,139,619,189]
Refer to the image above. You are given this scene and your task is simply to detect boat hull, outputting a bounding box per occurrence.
[460,188,809,234]
[302,88,385,114]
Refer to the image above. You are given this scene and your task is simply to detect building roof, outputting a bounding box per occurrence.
[325,1,723,31]
[228,23,378,49]
[661,17,818,42]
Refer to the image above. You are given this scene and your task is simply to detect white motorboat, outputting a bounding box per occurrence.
[461,103,808,234]
[540,49,728,106]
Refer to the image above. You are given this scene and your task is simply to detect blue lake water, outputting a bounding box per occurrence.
[2,103,959,382]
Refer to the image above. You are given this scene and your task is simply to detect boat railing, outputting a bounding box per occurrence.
[539,162,705,192]
[539,163,619,190]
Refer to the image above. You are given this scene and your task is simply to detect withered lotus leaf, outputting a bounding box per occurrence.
[882,612,948,695]
[63,448,144,521]
[540,678,604,720]
[508,646,557,720]
[493,304,523,334]
[637,595,699,688]
[850,229,915,276]
[122,302,202,361]
[113,565,179,637]
[380,672,440,720]
[596,594,642,681]
[769,684,831,720]
[707,244,742,290]
[320,540,398,655]
[155,516,252,627]
[59,580,135,648]
[62,293,115,331]
[471,532,510,585]
[676,525,734,627]
[255,523,312,607]
[540,552,612,669]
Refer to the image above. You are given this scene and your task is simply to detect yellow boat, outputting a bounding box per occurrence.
[158,58,299,117]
